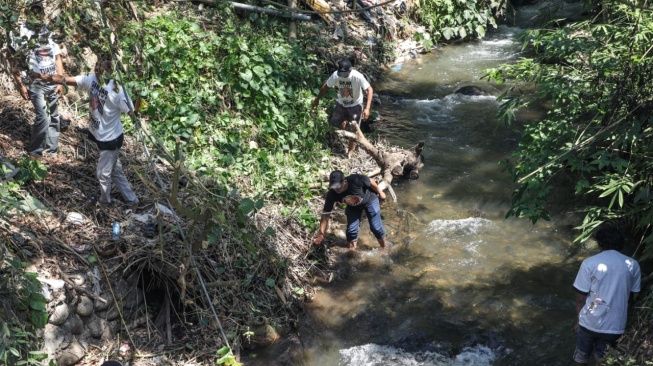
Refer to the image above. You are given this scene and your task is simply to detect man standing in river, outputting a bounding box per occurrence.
[572,225,641,365]
[311,58,373,158]
[313,170,386,250]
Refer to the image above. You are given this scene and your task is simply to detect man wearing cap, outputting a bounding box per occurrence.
[8,0,65,159]
[313,170,387,249]
[311,58,373,158]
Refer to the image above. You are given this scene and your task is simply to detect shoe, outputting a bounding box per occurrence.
[28,153,44,161]
[125,201,139,214]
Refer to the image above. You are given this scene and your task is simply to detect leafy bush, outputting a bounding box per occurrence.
[484,4,653,252]
[120,10,330,202]
[410,0,504,40]
[0,243,49,365]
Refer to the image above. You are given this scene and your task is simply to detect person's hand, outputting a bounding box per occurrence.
[363,107,370,120]
[55,84,64,97]
[313,233,324,245]
[378,191,386,201]
[19,84,29,100]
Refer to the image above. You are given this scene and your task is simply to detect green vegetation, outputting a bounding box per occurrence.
[485,3,653,250]
[121,9,330,202]
[411,0,506,40]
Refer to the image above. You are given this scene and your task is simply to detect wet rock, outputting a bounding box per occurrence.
[87,315,104,339]
[49,304,70,325]
[76,296,94,316]
[453,85,488,96]
[56,340,86,366]
[64,314,84,335]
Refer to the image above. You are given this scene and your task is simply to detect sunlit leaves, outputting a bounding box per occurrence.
[120,13,329,201]
[485,3,653,249]
[411,0,502,40]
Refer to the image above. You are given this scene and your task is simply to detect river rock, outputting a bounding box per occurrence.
[76,296,94,316]
[102,320,120,340]
[453,85,488,96]
[64,314,84,335]
[87,315,104,339]
[49,303,70,325]
[68,274,86,287]
[94,294,112,312]
[42,323,69,358]
[245,324,280,349]
[56,340,86,366]
[98,305,120,321]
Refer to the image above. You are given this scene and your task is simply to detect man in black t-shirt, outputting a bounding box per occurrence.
[314,170,387,249]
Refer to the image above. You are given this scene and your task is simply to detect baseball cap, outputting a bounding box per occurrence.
[328,170,345,190]
[337,59,352,78]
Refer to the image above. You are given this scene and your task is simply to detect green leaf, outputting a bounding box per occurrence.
[239,69,253,82]
[265,278,275,287]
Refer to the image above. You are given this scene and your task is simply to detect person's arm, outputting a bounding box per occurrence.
[311,82,329,108]
[8,53,29,100]
[363,85,373,120]
[54,54,65,96]
[313,214,330,245]
[31,72,78,86]
[369,178,386,201]
[574,293,587,332]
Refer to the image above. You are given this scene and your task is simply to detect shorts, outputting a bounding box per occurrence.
[330,103,363,129]
[573,326,621,364]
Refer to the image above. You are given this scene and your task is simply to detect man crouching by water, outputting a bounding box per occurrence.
[313,170,386,250]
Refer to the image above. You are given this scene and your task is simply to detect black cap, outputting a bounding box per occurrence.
[337,59,352,78]
[328,170,345,190]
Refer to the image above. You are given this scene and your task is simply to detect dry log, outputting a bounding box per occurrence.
[336,122,424,199]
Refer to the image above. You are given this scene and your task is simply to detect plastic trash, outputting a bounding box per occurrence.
[112,221,120,240]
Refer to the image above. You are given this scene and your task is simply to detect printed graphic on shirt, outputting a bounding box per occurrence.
[88,81,108,133]
[343,195,362,206]
[337,79,355,106]
[34,46,56,74]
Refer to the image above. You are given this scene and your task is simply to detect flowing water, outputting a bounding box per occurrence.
[247,3,595,366]
[298,4,594,366]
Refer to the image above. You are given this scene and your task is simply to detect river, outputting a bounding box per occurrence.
[246,2,593,365]
[302,3,594,366]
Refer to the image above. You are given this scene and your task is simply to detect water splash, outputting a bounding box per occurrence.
[339,343,496,366]
[426,218,494,237]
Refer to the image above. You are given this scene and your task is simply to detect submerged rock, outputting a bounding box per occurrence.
[453,85,489,96]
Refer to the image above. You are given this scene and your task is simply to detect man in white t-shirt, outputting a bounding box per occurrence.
[572,225,641,365]
[311,58,373,158]
[33,58,139,212]
[8,0,65,159]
